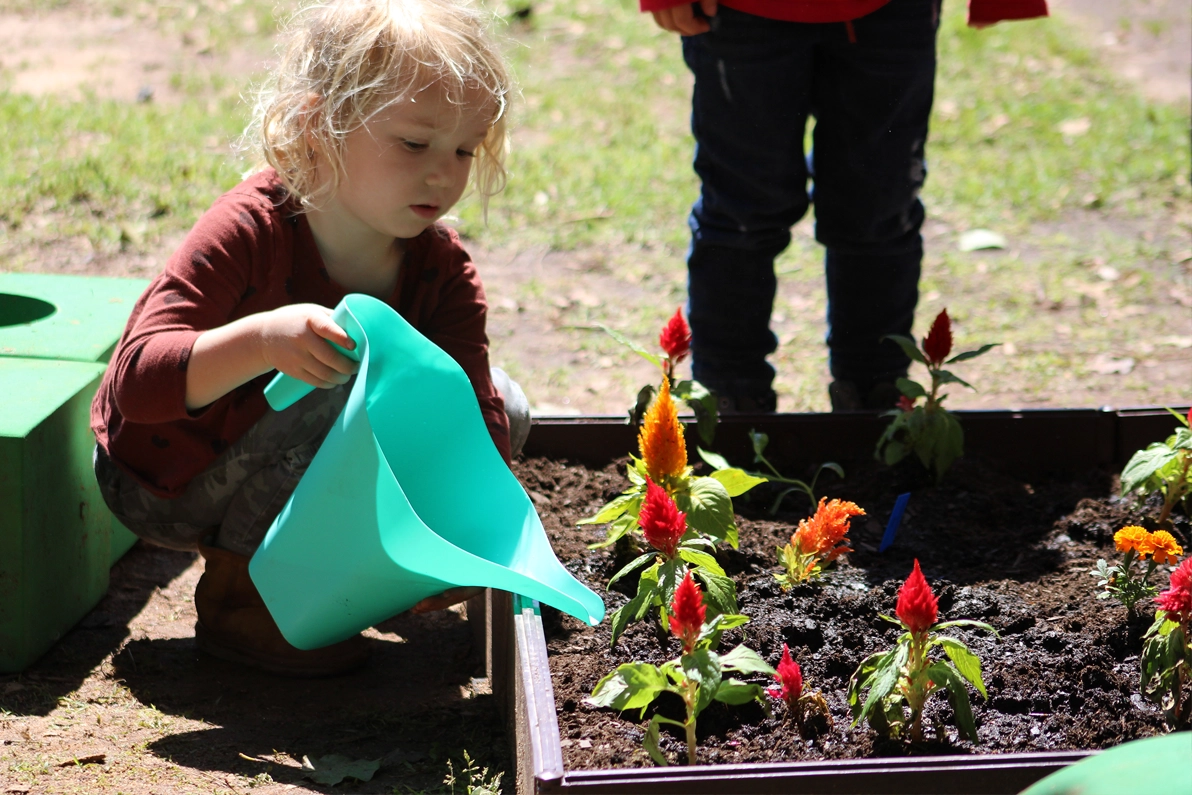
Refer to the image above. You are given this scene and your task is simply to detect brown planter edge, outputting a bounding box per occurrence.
[499,406,1189,795]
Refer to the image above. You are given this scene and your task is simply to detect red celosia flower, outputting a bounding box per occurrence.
[638,376,688,484]
[792,497,865,563]
[767,644,804,708]
[659,308,691,364]
[670,571,706,654]
[639,477,687,558]
[922,309,953,366]
[897,395,916,412]
[1156,558,1192,620]
[896,559,939,636]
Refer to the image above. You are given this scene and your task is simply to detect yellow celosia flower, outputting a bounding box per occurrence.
[638,376,687,485]
[1114,526,1153,556]
[1149,530,1183,566]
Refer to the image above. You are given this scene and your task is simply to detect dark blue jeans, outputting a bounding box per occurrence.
[682,0,940,399]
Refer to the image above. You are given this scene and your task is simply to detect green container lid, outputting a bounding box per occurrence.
[251,294,605,649]
[1019,733,1192,795]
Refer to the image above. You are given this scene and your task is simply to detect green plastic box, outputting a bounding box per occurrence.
[0,273,150,566]
[0,358,111,672]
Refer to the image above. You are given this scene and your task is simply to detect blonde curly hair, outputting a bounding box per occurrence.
[246,0,511,211]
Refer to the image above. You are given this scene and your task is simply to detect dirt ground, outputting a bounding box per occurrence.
[1,1,1189,793]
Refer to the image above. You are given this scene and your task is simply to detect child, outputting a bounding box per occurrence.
[91,0,527,677]
[643,0,1047,412]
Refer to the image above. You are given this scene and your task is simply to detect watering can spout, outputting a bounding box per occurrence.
[251,294,605,650]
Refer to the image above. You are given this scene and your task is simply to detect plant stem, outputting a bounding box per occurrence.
[683,680,698,765]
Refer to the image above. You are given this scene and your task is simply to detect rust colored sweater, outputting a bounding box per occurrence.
[638,0,1048,25]
[92,169,510,498]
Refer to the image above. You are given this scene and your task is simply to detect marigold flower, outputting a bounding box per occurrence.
[1114,526,1155,557]
[1149,530,1183,566]
[922,309,953,366]
[792,497,864,563]
[659,308,691,364]
[767,644,804,708]
[670,570,705,654]
[896,559,939,636]
[639,477,687,558]
[638,376,687,484]
[1155,558,1192,619]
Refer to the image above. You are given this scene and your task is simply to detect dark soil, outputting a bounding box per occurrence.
[511,453,1192,769]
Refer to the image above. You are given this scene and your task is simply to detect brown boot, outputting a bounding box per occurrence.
[194,543,369,677]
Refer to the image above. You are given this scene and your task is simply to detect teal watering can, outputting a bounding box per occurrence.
[249,293,605,650]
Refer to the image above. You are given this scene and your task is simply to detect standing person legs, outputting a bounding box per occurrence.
[811,0,941,410]
[682,10,817,412]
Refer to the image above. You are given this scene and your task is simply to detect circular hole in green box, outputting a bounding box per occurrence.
[0,294,56,327]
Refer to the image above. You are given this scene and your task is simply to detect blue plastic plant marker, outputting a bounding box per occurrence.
[879,492,911,553]
[251,294,605,650]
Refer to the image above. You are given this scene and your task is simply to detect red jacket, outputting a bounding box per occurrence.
[92,169,510,498]
[639,0,1048,26]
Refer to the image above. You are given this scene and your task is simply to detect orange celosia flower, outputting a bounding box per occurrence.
[638,376,687,484]
[1149,530,1184,566]
[1114,526,1154,557]
[792,497,865,563]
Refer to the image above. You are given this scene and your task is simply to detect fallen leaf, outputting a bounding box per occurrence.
[1157,335,1192,349]
[958,229,1007,252]
[1057,117,1091,137]
[1089,355,1135,375]
[1095,265,1120,281]
[577,739,593,749]
[300,754,380,786]
[58,753,105,767]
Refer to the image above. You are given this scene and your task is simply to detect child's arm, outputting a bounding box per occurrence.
[185,303,358,410]
[643,0,718,35]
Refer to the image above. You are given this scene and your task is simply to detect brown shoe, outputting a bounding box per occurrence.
[194,543,369,677]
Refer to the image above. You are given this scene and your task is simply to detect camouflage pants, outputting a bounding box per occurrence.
[94,368,531,557]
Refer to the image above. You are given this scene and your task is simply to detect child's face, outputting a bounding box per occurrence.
[326,84,493,241]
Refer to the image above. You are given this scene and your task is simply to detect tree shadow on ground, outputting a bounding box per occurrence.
[112,600,507,792]
[0,543,195,717]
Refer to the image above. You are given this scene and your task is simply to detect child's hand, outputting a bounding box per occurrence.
[409,586,485,614]
[259,304,359,389]
[651,0,717,36]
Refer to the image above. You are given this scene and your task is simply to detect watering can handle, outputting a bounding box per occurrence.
[263,299,365,411]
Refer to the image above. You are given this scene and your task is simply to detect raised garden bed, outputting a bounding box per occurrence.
[498,408,1189,794]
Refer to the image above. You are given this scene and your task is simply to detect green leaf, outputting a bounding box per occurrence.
[677,548,725,576]
[682,648,723,715]
[713,679,767,706]
[597,323,663,368]
[682,385,719,446]
[643,716,669,766]
[609,564,660,648]
[587,662,670,713]
[1120,443,1180,495]
[896,376,927,399]
[578,491,638,526]
[926,661,979,742]
[608,552,658,588]
[692,569,739,617]
[657,558,688,606]
[885,335,928,365]
[587,511,639,549]
[697,447,732,471]
[709,467,768,498]
[718,644,776,676]
[946,343,1000,364]
[749,430,770,460]
[300,755,380,786]
[934,369,975,390]
[858,644,908,725]
[677,476,737,547]
[938,638,988,698]
[934,619,999,636]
